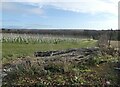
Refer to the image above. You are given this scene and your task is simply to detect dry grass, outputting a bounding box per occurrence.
[110,41,119,48]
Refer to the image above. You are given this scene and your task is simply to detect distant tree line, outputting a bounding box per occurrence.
[1,28,120,41]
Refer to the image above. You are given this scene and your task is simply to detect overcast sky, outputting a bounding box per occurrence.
[0,0,119,30]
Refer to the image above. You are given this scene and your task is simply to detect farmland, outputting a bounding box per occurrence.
[1,30,120,86]
[2,33,97,63]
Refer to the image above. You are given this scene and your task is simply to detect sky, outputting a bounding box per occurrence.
[0,0,119,30]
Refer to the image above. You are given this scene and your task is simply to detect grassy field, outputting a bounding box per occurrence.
[2,33,119,63]
[2,33,120,86]
[2,33,97,63]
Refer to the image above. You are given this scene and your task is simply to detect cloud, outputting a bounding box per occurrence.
[30,8,43,15]
[1,0,118,29]
[1,0,119,16]
[1,2,43,15]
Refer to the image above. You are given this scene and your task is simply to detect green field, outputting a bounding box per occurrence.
[2,33,97,63]
[2,40,97,63]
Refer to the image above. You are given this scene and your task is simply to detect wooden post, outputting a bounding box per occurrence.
[108,28,112,48]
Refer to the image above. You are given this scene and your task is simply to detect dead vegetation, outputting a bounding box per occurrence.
[2,47,119,86]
